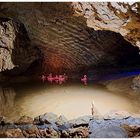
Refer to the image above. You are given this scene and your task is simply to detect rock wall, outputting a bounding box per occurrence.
[0,18,39,74]
[71,2,140,48]
[0,3,139,75]
[0,87,19,119]
[0,2,139,77]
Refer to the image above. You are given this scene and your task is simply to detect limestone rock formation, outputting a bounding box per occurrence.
[15,116,33,125]
[1,113,140,138]
[34,112,58,125]
[0,3,139,75]
[89,116,140,138]
[103,110,131,120]
[90,126,128,138]
[0,128,24,138]
[0,18,39,73]
[65,126,89,138]
[72,2,140,48]
[131,75,140,90]
[0,87,17,118]
[122,124,140,137]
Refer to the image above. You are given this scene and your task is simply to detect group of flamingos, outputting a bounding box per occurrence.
[41,74,88,85]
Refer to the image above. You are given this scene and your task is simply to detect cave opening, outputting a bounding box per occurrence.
[1,23,140,121]
[0,6,140,129]
[1,2,140,138]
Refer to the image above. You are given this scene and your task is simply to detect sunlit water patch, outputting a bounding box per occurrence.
[0,82,137,120]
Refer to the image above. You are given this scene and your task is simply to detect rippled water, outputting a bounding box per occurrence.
[0,80,140,120]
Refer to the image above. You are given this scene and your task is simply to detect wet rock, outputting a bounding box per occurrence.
[90,126,128,138]
[121,124,140,137]
[104,110,131,120]
[39,127,60,138]
[131,75,140,91]
[125,117,140,125]
[89,116,140,138]
[61,127,89,138]
[37,123,59,132]
[0,18,39,74]
[57,123,71,131]
[68,126,89,138]
[55,115,68,126]
[34,112,58,124]
[22,125,40,138]
[68,115,93,127]
[0,128,24,138]
[61,130,70,138]
[15,116,33,125]
[0,116,13,125]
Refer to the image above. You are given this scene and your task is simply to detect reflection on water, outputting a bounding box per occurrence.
[0,80,140,120]
[0,87,20,120]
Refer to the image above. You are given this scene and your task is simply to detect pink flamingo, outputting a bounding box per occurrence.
[63,73,68,82]
[54,75,59,84]
[47,73,54,83]
[41,74,46,83]
[58,75,65,85]
[81,75,88,85]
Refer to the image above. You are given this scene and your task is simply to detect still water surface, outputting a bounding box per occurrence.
[1,81,137,120]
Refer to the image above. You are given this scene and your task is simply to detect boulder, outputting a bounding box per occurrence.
[37,123,59,132]
[34,112,58,124]
[22,125,40,138]
[68,126,89,138]
[39,127,60,138]
[104,110,131,120]
[131,75,140,91]
[0,116,13,125]
[55,115,68,126]
[121,124,140,137]
[89,116,140,138]
[68,115,93,127]
[90,126,128,138]
[0,128,24,138]
[15,116,33,125]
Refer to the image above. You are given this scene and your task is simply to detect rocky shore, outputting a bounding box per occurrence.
[0,112,140,138]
